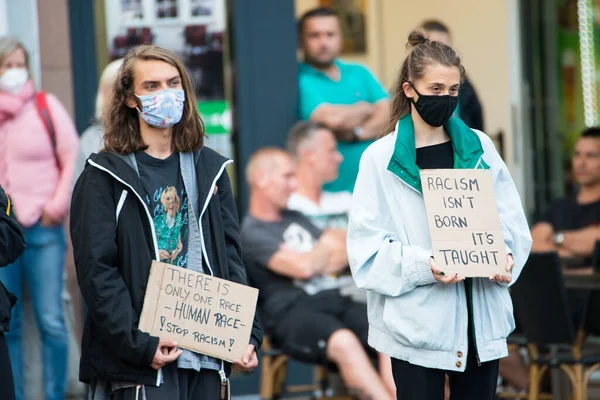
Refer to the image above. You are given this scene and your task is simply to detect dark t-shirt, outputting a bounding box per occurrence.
[240,210,323,330]
[541,195,600,267]
[541,196,600,329]
[416,140,454,170]
[136,151,189,268]
[542,196,600,232]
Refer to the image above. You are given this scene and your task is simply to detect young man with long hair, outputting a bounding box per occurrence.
[71,45,262,399]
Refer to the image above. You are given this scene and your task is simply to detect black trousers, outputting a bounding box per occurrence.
[0,333,15,400]
[392,349,499,400]
[89,364,223,400]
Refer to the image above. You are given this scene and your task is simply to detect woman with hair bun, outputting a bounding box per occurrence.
[346,29,532,399]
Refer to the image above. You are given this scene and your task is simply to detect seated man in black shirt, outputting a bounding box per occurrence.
[241,148,395,400]
[532,127,600,265]
[513,127,600,392]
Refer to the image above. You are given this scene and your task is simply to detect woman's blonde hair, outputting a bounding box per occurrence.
[0,37,29,73]
[95,58,123,119]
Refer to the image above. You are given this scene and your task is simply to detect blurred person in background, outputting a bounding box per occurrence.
[532,127,600,262]
[298,7,389,193]
[286,121,368,306]
[0,36,78,400]
[0,185,26,400]
[241,148,395,400]
[286,121,351,229]
[74,58,123,179]
[506,127,600,395]
[532,127,600,328]
[421,20,485,131]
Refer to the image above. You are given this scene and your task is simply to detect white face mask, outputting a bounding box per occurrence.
[0,68,29,95]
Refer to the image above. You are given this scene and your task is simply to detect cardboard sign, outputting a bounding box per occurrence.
[139,261,259,362]
[420,169,506,277]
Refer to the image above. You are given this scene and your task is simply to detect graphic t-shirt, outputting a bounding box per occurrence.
[136,151,189,268]
[135,151,219,372]
[241,210,347,330]
[287,191,352,229]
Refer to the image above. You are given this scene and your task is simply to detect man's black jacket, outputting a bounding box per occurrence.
[0,186,24,332]
[70,147,262,385]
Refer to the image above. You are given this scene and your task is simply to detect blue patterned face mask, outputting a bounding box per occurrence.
[135,89,185,128]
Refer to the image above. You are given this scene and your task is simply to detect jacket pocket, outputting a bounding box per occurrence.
[476,279,515,342]
[381,284,460,351]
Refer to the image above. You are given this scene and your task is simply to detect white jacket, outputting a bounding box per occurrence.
[347,115,532,371]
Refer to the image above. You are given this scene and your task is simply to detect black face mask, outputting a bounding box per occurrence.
[409,83,459,127]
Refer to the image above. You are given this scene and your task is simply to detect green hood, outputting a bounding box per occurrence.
[387,114,489,193]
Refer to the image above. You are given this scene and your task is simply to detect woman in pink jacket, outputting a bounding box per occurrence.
[0,37,78,400]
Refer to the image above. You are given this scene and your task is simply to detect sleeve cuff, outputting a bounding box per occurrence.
[414,247,436,286]
[142,336,160,367]
[249,337,261,351]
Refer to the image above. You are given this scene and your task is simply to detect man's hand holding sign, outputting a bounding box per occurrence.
[140,261,259,369]
[421,169,514,284]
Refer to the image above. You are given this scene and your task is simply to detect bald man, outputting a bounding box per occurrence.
[240,148,395,399]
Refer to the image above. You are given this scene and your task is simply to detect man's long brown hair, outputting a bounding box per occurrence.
[103,45,205,154]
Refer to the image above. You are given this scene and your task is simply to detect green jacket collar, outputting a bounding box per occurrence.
[387,114,489,193]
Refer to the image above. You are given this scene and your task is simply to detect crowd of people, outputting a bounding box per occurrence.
[0,5,597,400]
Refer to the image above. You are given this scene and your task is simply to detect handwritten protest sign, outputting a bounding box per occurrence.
[420,169,506,277]
[139,261,258,362]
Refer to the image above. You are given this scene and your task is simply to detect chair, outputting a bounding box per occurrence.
[510,252,600,400]
[259,336,354,400]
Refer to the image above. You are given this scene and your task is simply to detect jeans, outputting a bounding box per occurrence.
[0,222,69,400]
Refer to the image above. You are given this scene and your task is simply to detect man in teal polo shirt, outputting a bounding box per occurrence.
[298,7,389,193]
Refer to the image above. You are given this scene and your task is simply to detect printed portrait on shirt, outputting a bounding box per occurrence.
[149,186,189,267]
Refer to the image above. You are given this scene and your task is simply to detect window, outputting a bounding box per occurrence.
[121,0,143,22]
[191,0,212,16]
[156,0,178,19]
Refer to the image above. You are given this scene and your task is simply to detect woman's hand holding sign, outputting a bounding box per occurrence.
[489,254,514,284]
[430,257,465,284]
[430,254,514,284]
